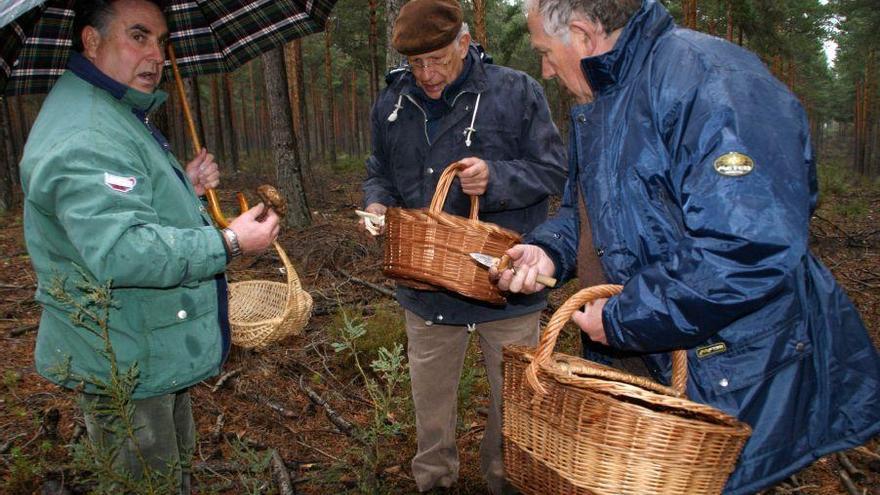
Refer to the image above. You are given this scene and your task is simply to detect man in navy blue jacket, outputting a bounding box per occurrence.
[361,0,566,491]
[496,0,880,493]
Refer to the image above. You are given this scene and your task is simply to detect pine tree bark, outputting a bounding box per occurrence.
[292,40,310,165]
[386,0,408,69]
[324,18,337,164]
[472,0,489,49]
[0,97,16,211]
[3,97,20,163]
[184,76,206,154]
[210,75,226,164]
[261,47,311,228]
[726,0,733,42]
[352,70,361,156]
[368,0,380,100]
[221,73,240,172]
[249,61,260,158]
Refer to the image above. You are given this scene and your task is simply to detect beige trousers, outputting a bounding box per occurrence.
[405,310,542,494]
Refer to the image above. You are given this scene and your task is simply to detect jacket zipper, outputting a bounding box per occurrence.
[403,94,430,145]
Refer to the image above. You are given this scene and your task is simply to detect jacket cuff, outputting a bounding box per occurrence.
[527,239,566,281]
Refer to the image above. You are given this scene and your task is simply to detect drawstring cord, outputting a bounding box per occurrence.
[387,94,404,122]
[463,93,481,147]
[387,91,481,148]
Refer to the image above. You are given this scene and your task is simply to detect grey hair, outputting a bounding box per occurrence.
[524,0,640,43]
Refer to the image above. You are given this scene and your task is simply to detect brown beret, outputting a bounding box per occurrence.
[392,0,463,56]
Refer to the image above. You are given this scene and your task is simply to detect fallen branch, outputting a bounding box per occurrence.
[854,446,880,461]
[0,283,32,289]
[838,469,863,495]
[0,433,25,454]
[255,394,298,419]
[211,368,241,393]
[270,449,295,495]
[337,269,395,298]
[211,413,225,442]
[837,452,866,482]
[297,375,357,438]
[9,324,38,337]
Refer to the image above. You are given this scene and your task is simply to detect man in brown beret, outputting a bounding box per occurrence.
[360,0,567,492]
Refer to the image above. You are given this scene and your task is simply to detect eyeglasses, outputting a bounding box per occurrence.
[407,55,453,73]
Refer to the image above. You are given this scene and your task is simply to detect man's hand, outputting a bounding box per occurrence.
[226,204,280,255]
[359,202,387,236]
[490,244,555,294]
[457,157,489,196]
[185,148,220,196]
[572,299,609,345]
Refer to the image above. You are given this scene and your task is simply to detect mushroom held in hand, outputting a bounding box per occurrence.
[255,185,286,221]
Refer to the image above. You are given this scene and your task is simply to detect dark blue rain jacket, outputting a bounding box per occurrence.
[527,1,880,493]
[364,47,567,325]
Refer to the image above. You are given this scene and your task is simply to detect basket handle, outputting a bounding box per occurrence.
[525,284,688,398]
[428,162,479,221]
[272,240,303,291]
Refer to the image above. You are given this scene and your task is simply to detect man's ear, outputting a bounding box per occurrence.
[81,26,101,59]
[458,32,472,58]
[569,18,603,57]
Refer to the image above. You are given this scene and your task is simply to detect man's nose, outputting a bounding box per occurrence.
[148,41,164,63]
[541,58,555,80]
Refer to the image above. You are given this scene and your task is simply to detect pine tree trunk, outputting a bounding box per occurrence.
[0,97,16,211]
[352,70,361,156]
[14,96,30,146]
[293,40,310,166]
[368,0,380,100]
[473,0,489,49]
[324,18,337,164]
[210,75,226,164]
[249,61,260,159]
[261,47,311,228]
[184,76,206,154]
[222,73,240,172]
[3,97,20,163]
[386,0,407,69]
[726,0,733,42]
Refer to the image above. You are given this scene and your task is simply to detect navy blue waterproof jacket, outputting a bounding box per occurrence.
[364,47,566,325]
[528,1,880,493]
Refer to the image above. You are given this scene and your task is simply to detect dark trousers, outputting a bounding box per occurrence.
[80,389,195,494]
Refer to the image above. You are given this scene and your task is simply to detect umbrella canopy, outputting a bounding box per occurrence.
[0,0,336,95]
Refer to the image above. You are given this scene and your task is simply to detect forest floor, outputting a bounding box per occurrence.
[0,147,879,494]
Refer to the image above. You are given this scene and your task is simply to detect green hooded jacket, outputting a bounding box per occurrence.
[20,60,228,398]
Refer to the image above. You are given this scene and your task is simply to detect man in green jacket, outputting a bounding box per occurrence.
[19,0,279,491]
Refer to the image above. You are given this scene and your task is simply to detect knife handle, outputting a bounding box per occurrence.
[536,274,557,288]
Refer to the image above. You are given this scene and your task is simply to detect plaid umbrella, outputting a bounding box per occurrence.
[0,0,337,95]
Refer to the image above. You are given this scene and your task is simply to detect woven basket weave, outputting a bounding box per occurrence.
[383,162,521,304]
[228,241,313,349]
[503,285,752,495]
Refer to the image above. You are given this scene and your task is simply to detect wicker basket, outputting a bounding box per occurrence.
[383,162,521,304]
[227,241,313,349]
[503,285,752,495]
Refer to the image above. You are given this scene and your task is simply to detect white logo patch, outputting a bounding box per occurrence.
[104,172,137,193]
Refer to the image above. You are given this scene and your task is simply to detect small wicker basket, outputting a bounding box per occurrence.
[227,241,313,349]
[503,285,752,495]
[383,162,521,304]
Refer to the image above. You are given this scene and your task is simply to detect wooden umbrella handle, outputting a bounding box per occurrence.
[167,43,231,228]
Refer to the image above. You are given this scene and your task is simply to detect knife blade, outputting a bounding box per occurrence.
[469,252,557,288]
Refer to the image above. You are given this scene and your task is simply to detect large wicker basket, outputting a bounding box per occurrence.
[227,241,313,349]
[503,285,752,495]
[383,162,521,304]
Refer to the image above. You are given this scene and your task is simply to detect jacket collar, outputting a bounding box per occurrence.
[579,0,673,95]
[67,52,167,113]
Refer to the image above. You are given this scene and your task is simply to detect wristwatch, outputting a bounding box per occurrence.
[221,228,242,260]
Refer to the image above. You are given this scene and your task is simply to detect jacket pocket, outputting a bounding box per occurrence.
[140,286,221,393]
[693,313,811,397]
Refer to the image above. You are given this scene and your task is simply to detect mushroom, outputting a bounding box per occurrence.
[255,185,287,221]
